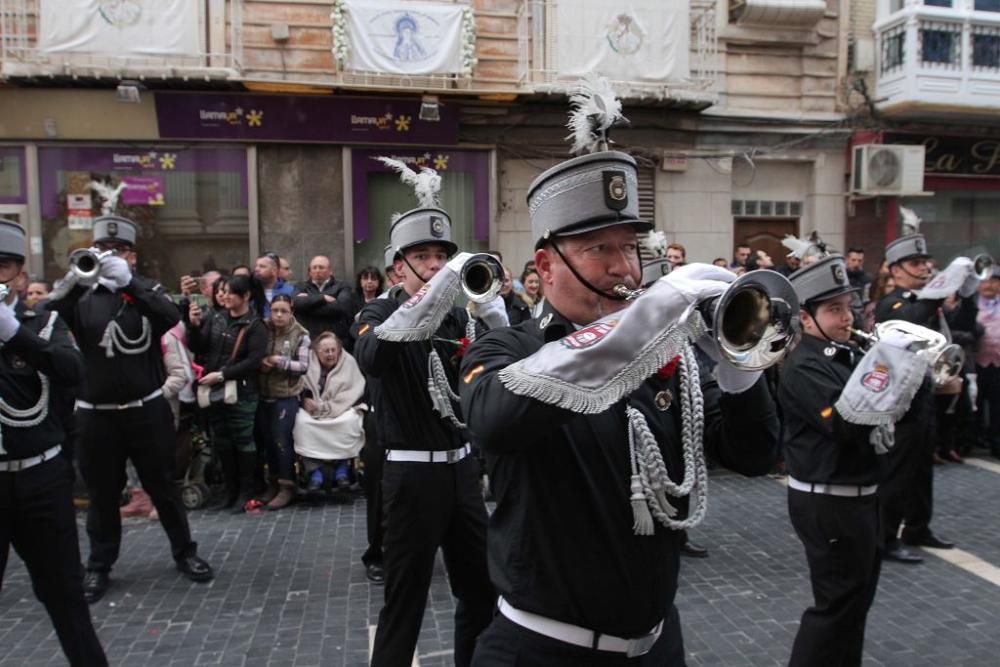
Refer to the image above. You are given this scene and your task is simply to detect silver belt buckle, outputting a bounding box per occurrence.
[118,400,139,410]
[626,631,658,658]
[7,459,24,472]
[446,448,460,463]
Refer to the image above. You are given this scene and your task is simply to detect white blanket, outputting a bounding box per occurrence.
[293,407,366,461]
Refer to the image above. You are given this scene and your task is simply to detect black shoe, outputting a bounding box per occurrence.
[884,544,924,564]
[176,555,214,582]
[680,540,709,559]
[366,563,385,584]
[905,533,955,550]
[83,571,110,604]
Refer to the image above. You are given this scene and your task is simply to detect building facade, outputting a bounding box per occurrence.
[1,0,867,287]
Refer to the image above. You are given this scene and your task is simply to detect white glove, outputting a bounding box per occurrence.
[472,295,509,331]
[663,263,737,304]
[98,255,132,290]
[445,252,474,274]
[0,301,19,342]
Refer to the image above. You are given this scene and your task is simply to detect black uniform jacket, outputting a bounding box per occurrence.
[0,301,84,460]
[293,278,358,348]
[187,309,267,395]
[352,285,469,452]
[458,301,779,638]
[779,335,886,487]
[48,277,178,404]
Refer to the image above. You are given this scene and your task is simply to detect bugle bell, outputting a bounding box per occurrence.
[460,253,505,304]
[613,269,800,371]
[973,253,995,282]
[849,320,963,387]
[69,247,115,280]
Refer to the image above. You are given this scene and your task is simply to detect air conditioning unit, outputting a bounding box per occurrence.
[851,144,926,196]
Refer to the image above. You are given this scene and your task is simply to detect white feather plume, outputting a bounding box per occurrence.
[566,75,627,155]
[89,180,129,215]
[899,206,921,235]
[781,234,812,259]
[375,156,442,209]
[642,230,667,258]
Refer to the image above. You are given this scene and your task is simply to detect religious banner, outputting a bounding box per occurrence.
[38,0,201,56]
[552,0,689,84]
[334,0,476,76]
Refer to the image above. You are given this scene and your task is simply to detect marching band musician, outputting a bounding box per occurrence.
[0,219,108,666]
[352,160,503,667]
[780,254,926,666]
[875,232,977,561]
[458,82,781,665]
[47,215,214,604]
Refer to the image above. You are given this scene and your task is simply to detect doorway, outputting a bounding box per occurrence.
[734,218,798,267]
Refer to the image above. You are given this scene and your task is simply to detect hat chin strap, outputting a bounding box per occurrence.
[549,240,638,302]
[897,263,929,285]
[401,255,431,286]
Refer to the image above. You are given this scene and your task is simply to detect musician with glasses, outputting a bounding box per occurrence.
[459,144,780,664]
[47,215,214,604]
[780,254,925,666]
[0,219,108,666]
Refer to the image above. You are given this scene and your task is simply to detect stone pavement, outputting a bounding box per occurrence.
[1,459,999,666]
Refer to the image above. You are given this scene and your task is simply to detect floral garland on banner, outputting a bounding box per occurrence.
[331,0,349,71]
[460,7,477,77]
[329,0,477,77]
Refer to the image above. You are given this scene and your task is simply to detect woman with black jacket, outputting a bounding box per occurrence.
[187,275,268,513]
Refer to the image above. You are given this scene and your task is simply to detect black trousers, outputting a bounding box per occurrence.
[977,364,1000,452]
[879,390,935,546]
[78,398,197,573]
[788,490,881,667]
[371,455,494,667]
[360,411,384,568]
[0,457,108,666]
[471,606,685,667]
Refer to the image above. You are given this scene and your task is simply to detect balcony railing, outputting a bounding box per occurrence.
[875,2,1000,114]
[518,0,719,108]
[0,0,242,80]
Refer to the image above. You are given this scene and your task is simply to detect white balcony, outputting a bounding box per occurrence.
[0,0,241,81]
[875,0,1000,117]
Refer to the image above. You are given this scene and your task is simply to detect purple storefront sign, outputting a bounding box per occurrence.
[351,148,490,243]
[121,175,166,206]
[38,146,247,219]
[155,92,459,145]
[0,146,28,205]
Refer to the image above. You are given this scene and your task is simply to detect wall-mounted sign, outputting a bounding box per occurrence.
[67,193,93,230]
[121,175,166,206]
[155,92,459,145]
[886,133,1000,177]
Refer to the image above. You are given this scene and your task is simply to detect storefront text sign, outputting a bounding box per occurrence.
[121,176,166,206]
[155,93,459,145]
[887,133,1000,177]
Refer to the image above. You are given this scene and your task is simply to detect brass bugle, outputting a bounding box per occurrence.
[973,253,994,282]
[460,253,505,304]
[69,247,115,280]
[849,321,964,387]
[614,269,800,371]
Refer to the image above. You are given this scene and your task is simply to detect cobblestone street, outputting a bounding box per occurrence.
[2,459,999,666]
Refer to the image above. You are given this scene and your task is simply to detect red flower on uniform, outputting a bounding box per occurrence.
[121,292,134,304]
[455,337,471,359]
[657,355,681,379]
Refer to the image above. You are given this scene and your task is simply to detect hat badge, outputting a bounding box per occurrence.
[915,238,925,253]
[608,174,627,202]
[832,264,846,284]
[106,222,118,237]
[430,217,445,239]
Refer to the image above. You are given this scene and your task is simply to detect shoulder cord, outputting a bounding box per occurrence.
[0,313,59,453]
[426,347,467,430]
[99,300,151,358]
[626,342,709,536]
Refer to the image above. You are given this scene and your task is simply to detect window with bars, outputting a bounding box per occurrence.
[881,25,906,74]
[731,199,803,218]
[920,22,962,67]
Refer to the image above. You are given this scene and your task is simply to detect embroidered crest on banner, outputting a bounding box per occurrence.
[862,363,890,393]
[402,284,430,309]
[560,320,618,350]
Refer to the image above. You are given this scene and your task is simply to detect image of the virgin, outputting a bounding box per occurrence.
[393,14,426,61]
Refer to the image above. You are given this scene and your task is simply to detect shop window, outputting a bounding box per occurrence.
[0,147,26,204]
[899,191,1000,263]
[38,146,250,289]
[351,149,491,277]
